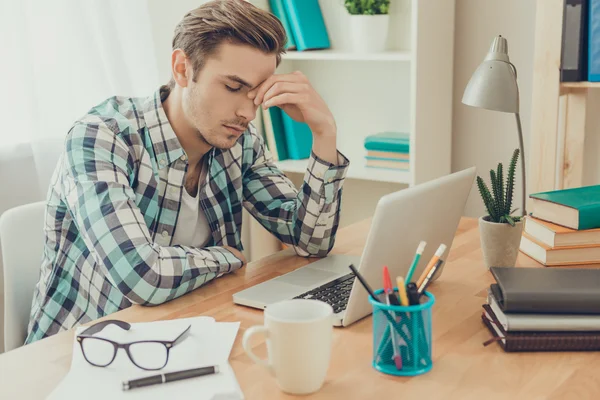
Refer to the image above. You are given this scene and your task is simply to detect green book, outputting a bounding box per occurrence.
[529,185,600,230]
[364,132,410,153]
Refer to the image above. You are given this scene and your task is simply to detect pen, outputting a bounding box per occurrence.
[382,266,400,306]
[348,264,380,302]
[349,264,410,344]
[405,241,426,285]
[418,258,444,295]
[122,366,219,391]
[396,276,409,306]
[383,266,402,370]
[415,244,447,288]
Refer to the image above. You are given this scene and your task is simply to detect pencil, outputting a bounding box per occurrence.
[416,244,447,288]
[418,259,444,295]
[396,276,409,306]
[405,241,426,284]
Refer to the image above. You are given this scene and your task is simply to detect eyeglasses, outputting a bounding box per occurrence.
[76,319,191,370]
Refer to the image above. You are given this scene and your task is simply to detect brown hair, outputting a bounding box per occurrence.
[165,0,287,93]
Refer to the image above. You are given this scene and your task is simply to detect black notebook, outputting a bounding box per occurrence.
[482,305,600,352]
[490,266,600,314]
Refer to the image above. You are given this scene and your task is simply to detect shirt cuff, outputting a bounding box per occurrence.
[305,150,349,203]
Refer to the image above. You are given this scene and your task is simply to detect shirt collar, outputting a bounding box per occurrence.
[142,86,185,169]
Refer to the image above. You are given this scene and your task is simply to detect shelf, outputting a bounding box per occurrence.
[275,158,411,184]
[560,81,600,89]
[281,50,411,62]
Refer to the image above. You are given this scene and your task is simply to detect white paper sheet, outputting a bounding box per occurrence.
[47,316,244,400]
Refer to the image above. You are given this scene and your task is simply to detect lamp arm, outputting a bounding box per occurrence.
[515,113,526,216]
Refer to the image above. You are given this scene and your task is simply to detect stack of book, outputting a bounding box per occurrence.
[482,267,600,352]
[520,185,600,267]
[363,132,410,171]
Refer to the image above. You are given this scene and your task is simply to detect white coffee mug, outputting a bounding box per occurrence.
[242,299,334,395]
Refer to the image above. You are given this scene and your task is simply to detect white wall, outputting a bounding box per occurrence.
[452,0,537,218]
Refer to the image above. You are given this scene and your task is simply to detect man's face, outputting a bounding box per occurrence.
[181,42,277,150]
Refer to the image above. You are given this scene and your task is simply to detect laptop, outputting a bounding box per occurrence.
[232,167,476,327]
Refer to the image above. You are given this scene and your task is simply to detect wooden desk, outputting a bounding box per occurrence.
[1,217,598,399]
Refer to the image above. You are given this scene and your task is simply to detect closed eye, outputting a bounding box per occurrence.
[225,85,242,93]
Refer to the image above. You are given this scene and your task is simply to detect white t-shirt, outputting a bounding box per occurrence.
[172,159,212,248]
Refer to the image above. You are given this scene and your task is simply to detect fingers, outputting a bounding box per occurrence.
[262,82,305,107]
[248,71,306,106]
[264,92,308,109]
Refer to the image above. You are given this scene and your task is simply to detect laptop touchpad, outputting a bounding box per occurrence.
[275,268,341,288]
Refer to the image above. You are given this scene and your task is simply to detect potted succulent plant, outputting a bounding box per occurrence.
[477,148,524,269]
[344,0,390,53]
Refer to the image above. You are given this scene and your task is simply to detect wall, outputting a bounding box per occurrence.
[452,0,537,218]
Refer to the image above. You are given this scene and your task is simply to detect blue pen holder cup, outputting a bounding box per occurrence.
[369,288,435,376]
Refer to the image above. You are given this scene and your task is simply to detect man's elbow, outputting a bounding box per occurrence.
[292,240,334,258]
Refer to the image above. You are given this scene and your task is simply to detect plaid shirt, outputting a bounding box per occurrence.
[26,87,349,344]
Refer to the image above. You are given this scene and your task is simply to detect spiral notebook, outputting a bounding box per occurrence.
[482,304,600,352]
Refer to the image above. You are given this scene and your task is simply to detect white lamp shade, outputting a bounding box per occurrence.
[462,36,519,113]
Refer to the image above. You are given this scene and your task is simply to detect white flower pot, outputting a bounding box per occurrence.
[479,216,524,269]
[349,14,389,53]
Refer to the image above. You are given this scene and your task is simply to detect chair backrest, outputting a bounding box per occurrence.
[0,201,46,352]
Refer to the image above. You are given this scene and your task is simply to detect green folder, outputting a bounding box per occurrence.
[269,0,296,50]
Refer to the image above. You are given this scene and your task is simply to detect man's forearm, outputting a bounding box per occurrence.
[312,129,338,165]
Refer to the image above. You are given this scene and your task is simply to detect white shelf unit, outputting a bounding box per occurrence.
[282,49,411,62]
[270,0,455,187]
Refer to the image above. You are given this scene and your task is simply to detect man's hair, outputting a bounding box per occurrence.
[165,0,287,92]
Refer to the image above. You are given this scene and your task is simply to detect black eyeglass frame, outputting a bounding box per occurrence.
[76,319,191,370]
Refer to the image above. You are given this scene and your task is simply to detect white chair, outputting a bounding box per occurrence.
[0,201,45,352]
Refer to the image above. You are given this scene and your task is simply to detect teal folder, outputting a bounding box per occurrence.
[364,132,410,153]
[282,0,330,51]
[268,0,296,50]
[269,107,289,160]
[281,112,312,159]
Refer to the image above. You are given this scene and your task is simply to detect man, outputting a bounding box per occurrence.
[26,0,349,343]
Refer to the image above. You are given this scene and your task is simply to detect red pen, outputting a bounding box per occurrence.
[383,266,402,370]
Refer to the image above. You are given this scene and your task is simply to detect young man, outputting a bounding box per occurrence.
[26,0,349,343]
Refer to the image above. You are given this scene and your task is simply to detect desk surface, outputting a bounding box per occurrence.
[1,217,598,399]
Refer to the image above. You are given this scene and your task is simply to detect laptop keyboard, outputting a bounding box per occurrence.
[293,273,355,314]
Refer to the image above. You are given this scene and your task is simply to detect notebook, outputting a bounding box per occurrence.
[482,305,600,352]
[487,290,600,332]
[490,266,600,314]
[529,185,600,230]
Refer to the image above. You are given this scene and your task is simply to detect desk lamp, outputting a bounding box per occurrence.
[462,35,526,216]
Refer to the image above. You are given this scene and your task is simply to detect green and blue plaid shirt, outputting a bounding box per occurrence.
[26,86,349,343]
